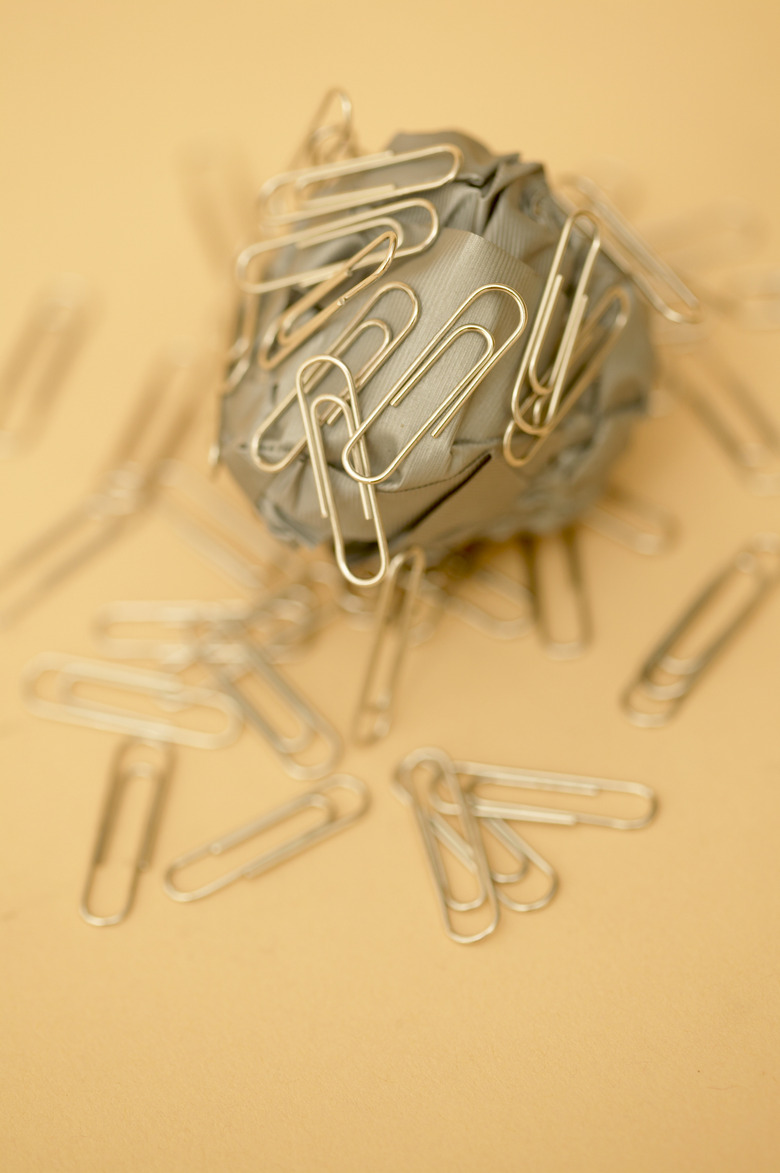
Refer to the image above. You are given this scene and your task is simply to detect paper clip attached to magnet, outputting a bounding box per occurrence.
[250,281,419,475]
[257,142,462,226]
[352,546,426,746]
[342,284,528,485]
[557,174,703,325]
[163,774,369,903]
[622,533,780,726]
[80,738,173,927]
[0,275,92,458]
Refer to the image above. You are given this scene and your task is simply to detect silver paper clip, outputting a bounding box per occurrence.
[424,543,535,641]
[557,174,702,325]
[582,485,678,555]
[22,653,242,749]
[0,275,91,458]
[206,638,342,781]
[392,746,499,945]
[0,350,202,628]
[342,284,528,485]
[622,533,780,726]
[163,774,369,903]
[352,546,426,745]
[520,528,592,659]
[257,142,462,226]
[80,739,173,927]
[288,89,360,170]
[250,281,419,475]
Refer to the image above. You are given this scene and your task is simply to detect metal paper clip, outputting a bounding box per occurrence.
[583,485,678,555]
[0,275,91,458]
[289,89,359,170]
[163,774,369,903]
[0,351,201,628]
[557,174,702,325]
[237,200,438,295]
[663,348,780,496]
[156,458,300,589]
[342,284,528,485]
[392,747,499,945]
[257,143,462,226]
[503,284,630,467]
[80,739,173,927]
[352,546,426,745]
[425,544,535,640]
[250,281,419,475]
[520,528,592,659]
[508,211,601,430]
[430,760,656,831]
[206,638,342,780]
[297,363,389,587]
[622,533,780,727]
[258,230,398,370]
[22,653,242,748]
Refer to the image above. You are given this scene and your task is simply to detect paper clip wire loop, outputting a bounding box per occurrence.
[80,739,173,927]
[163,775,369,903]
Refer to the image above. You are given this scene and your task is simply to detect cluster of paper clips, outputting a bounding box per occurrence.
[393,747,657,944]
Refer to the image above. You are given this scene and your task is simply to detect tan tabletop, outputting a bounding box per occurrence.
[2,2,780,1170]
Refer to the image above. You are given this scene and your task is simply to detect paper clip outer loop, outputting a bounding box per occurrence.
[257,143,463,226]
[163,774,369,903]
[342,284,528,486]
[80,738,174,927]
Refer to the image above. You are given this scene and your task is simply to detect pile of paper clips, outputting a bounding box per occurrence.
[3,89,780,943]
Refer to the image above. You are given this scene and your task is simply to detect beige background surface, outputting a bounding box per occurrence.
[2,2,780,1170]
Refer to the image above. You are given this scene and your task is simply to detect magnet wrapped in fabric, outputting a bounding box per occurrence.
[217,127,654,568]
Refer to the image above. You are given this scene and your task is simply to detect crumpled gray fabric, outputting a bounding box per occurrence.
[219,130,654,565]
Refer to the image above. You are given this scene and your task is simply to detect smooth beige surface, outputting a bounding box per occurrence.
[2,2,780,1170]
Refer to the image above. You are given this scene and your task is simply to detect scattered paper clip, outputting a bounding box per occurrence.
[22,652,242,749]
[583,485,679,555]
[520,528,592,659]
[163,774,369,903]
[0,275,92,458]
[0,350,202,628]
[342,284,528,485]
[257,142,462,226]
[393,746,499,945]
[352,546,426,745]
[80,738,173,927]
[622,533,780,726]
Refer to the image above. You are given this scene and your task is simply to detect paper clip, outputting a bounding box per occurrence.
[663,348,780,496]
[520,528,592,659]
[257,142,462,226]
[392,747,499,945]
[80,739,173,927]
[352,546,426,745]
[156,458,301,589]
[430,760,657,831]
[297,362,389,587]
[0,275,91,458]
[508,211,602,430]
[288,89,359,170]
[583,485,678,555]
[425,544,535,641]
[258,230,398,370]
[163,774,369,903]
[621,533,780,726]
[557,174,702,325]
[250,281,419,475]
[503,284,630,467]
[206,638,342,780]
[342,284,528,485]
[237,200,438,296]
[0,350,202,628]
